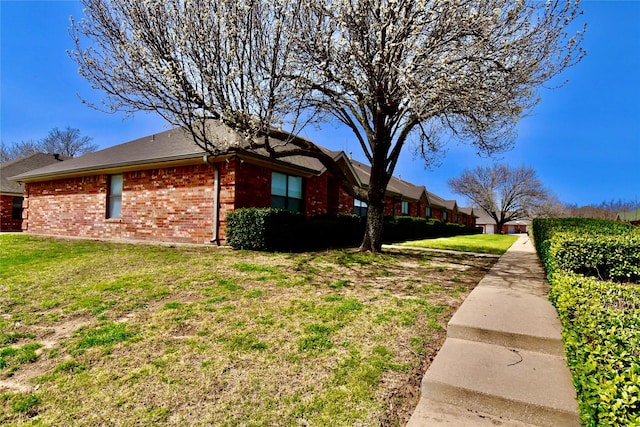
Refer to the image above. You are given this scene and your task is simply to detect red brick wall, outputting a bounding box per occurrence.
[233,159,271,209]
[23,156,441,244]
[24,164,217,244]
[384,197,398,216]
[305,174,329,217]
[338,189,354,214]
[0,195,22,231]
[24,175,107,236]
[430,207,443,221]
[121,165,216,243]
[217,159,238,240]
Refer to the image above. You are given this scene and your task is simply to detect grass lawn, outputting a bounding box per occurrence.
[0,234,497,426]
[395,234,520,255]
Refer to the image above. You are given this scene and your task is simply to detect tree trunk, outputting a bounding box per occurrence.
[360,201,385,252]
[359,154,388,252]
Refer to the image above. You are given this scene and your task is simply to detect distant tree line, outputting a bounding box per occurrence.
[563,199,640,219]
[1,126,97,162]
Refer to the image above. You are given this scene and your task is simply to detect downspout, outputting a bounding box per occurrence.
[204,155,221,245]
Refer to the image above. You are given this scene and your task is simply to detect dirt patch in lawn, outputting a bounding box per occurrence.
[0,237,496,426]
[0,317,90,393]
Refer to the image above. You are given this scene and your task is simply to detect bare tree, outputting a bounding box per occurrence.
[1,127,96,161]
[448,164,549,233]
[70,0,584,251]
[39,127,97,158]
[1,140,41,162]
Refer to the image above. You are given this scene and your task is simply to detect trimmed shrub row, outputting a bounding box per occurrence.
[382,215,481,242]
[226,208,481,251]
[533,218,640,283]
[549,273,640,426]
[226,209,364,251]
[533,218,640,426]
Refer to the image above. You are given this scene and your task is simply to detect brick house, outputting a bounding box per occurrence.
[1,153,66,231]
[10,124,472,244]
[12,125,452,243]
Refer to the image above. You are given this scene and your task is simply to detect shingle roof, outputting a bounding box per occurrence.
[348,159,427,201]
[7,124,459,209]
[458,206,477,217]
[11,122,343,182]
[473,209,494,225]
[1,153,66,194]
[427,191,457,210]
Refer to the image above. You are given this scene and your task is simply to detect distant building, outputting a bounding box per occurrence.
[474,209,530,234]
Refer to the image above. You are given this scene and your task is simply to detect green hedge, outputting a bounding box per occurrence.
[549,233,640,283]
[226,208,304,251]
[304,214,365,249]
[226,209,481,251]
[383,216,481,243]
[226,209,363,251]
[549,273,640,426]
[533,218,640,426]
[533,218,640,284]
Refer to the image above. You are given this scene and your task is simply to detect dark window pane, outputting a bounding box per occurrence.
[288,176,303,199]
[12,197,23,220]
[288,198,302,213]
[271,172,287,197]
[271,195,286,209]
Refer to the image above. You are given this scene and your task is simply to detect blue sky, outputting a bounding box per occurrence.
[1,0,639,206]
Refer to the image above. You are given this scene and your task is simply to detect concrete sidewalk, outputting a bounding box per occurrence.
[406,235,580,427]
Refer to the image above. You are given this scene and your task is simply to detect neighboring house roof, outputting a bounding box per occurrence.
[617,208,640,223]
[1,153,66,194]
[474,210,494,225]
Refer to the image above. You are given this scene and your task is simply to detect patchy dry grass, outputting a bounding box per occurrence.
[0,234,496,426]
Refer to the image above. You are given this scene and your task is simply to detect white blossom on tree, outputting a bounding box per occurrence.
[70,0,585,251]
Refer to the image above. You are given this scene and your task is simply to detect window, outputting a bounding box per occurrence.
[107,174,123,218]
[354,199,368,216]
[443,211,448,221]
[401,201,409,215]
[426,207,432,218]
[271,172,303,212]
[12,197,23,220]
